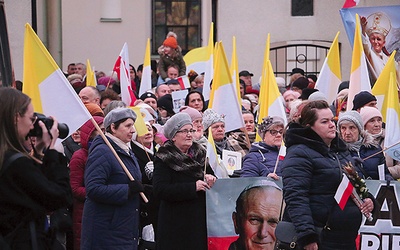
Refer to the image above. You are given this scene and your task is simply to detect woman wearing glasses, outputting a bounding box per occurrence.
[153,113,216,250]
[241,116,284,179]
[281,100,374,250]
[0,88,71,249]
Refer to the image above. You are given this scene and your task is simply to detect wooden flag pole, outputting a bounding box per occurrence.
[90,117,148,203]
[362,140,400,161]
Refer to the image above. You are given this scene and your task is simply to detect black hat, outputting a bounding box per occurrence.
[290,68,305,76]
[140,92,157,101]
[337,81,350,93]
[307,74,317,83]
[157,94,174,115]
[291,77,309,90]
[299,88,319,100]
[239,70,254,77]
[352,91,377,110]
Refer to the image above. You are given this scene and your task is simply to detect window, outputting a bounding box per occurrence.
[152,0,201,55]
[291,0,313,16]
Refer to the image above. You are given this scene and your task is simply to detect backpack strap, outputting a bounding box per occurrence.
[1,152,26,176]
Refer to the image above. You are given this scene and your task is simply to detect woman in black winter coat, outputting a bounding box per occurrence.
[153,113,216,250]
[281,100,374,250]
[0,88,72,249]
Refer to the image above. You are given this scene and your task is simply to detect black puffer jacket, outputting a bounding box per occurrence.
[281,123,365,249]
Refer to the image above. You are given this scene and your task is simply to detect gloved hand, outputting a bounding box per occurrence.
[145,161,154,180]
[129,180,145,196]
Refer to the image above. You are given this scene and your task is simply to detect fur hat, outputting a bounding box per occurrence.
[67,74,83,84]
[104,107,137,129]
[283,90,301,100]
[256,116,285,139]
[163,36,178,49]
[338,110,363,133]
[163,113,192,139]
[202,109,225,131]
[352,91,377,110]
[359,106,382,127]
[179,106,202,121]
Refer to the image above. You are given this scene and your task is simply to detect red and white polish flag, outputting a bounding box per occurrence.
[334,173,354,210]
[177,75,191,90]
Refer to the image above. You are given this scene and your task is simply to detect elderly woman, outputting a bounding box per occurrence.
[282,100,374,249]
[241,116,284,179]
[360,107,400,179]
[81,108,144,249]
[202,109,247,157]
[153,113,216,250]
[338,110,393,181]
[179,106,207,147]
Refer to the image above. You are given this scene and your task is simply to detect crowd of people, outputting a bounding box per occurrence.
[0,30,399,250]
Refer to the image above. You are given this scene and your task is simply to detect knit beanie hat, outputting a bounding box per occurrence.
[202,109,225,131]
[283,90,301,100]
[85,103,105,117]
[163,113,192,139]
[140,92,157,102]
[338,110,363,133]
[359,106,382,127]
[337,81,349,93]
[179,106,202,121]
[256,116,285,139]
[157,94,174,115]
[291,77,309,90]
[352,91,377,110]
[308,91,328,102]
[163,36,178,49]
[104,107,137,129]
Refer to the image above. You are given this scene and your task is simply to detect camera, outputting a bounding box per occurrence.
[28,113,69,139]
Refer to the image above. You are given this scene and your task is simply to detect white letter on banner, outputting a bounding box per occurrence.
[393,235,400,250]
[360,234,379,250]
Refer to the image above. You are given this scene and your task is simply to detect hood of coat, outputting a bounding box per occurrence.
[80,116,104,150]
[249,142,279,154]
[284,122,348,156]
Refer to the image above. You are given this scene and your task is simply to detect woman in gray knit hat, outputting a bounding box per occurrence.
[153,113,216,249]
[338,110,393,180]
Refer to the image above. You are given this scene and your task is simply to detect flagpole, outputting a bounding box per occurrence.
[242,128,251,150]
[90,117,148,203]
[273,154,280,174]
[362,140,400,161]
[204,157,208,180]
[106,71,116,88]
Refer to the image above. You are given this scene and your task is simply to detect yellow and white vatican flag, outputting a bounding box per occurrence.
[184,46,208,75]
[371,52,397,113]
[208,42,244,132]
[85,59,97,87]
[315,32,342,104]
[383,72,400,161]
[23,23,91,139]
[130,106,149,137]
[347,14,371,111]
[139,38,152,96]
[256,35,287,142]
[202,23,214,101]
[206,128,229,179]
[230,36,241,105]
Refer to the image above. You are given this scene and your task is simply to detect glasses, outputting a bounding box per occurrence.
[176,129,196,135]
[267,129,283,136]
[29,115,38,124]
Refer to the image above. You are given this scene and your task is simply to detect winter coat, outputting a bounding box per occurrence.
[157,50,186,80]
[241,142,282,177]
[346,132,393,181]
[281,123,369,249]
[153,141,210,250]
[0,150,72,249]
[130,141,159,236]
[69,116,103,250]
[81,135,142,250]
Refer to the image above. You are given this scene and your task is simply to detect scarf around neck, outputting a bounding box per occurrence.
[105,132,131,154]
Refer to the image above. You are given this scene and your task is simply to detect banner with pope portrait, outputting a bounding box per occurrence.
[340,5,400,85]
